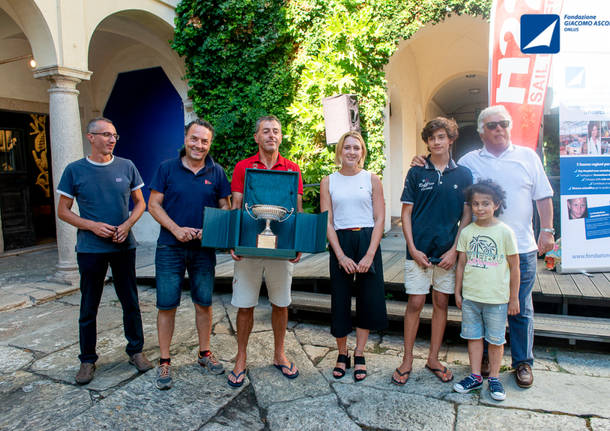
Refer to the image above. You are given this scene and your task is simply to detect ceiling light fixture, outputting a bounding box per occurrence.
[0,54,36,68]
[469,88,481,95]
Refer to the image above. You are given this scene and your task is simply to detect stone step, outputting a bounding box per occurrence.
[289,291,610,343]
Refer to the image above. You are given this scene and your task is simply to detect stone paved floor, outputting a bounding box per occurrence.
[1,285,609,430]
[0,244,156,312]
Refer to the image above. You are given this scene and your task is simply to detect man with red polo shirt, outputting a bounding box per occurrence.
[227,115,303,387]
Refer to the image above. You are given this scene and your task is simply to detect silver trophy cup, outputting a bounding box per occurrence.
[244,203,294,249]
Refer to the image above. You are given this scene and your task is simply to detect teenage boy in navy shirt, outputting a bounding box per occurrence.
[392,117,472,385]
[148,119,231,390]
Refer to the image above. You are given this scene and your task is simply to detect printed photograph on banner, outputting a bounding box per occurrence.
[560,194,610,271]
[566,196,588,220]
[586,121,604,155]
[560,120,610,156]
[560,121,587,155]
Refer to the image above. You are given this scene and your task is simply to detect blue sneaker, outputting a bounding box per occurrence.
[453,375,483,393]
[488,377,506,401]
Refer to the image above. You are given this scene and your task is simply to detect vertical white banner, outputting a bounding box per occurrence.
[555,0,610,272]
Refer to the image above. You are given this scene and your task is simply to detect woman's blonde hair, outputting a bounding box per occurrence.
[335,131,367,168]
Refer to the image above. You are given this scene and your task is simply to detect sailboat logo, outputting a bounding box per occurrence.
[520,14,560,54]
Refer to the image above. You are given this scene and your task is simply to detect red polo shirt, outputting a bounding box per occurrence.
[231,152,303,194]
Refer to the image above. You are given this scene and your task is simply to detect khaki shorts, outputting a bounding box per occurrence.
[231,258,294,307]
[404,259,455,295]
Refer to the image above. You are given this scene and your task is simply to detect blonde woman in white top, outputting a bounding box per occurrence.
[320,131,387,382]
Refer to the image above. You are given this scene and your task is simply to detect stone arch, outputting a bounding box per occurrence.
[0,0,57,66]
[84,0,175,41]
[85,8,187,112]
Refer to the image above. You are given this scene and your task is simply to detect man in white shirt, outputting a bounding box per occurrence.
[458,105,555,388]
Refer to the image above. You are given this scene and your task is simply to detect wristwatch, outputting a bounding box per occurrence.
[541,228,555,235]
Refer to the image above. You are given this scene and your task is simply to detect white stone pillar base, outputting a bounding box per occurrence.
[47,268,80,286]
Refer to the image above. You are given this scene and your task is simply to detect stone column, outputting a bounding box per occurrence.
[34,66,92,284]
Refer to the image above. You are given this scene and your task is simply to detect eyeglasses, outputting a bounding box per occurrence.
[484,121,510,130]
[90,132,120,140]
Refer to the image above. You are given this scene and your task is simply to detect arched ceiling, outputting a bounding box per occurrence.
[88,10,180,72]
[387,14,489,123]
[0,1,56,65]
[87,10,187,108]
[431,73,488,119]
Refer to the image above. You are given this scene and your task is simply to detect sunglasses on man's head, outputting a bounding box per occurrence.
[485,121,510,130]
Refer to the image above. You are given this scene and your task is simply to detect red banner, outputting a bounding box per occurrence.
[489,0,563,149]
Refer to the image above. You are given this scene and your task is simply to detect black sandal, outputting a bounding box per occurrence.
[333,354,350,379]
[353,355,366,382]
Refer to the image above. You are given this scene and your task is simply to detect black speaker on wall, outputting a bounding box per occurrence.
[322,94,360,145]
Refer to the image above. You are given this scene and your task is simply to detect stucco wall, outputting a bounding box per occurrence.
[384,14,489,218]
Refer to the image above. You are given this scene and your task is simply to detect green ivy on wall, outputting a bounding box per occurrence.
[172,0,295,172]
[172,0,491,210]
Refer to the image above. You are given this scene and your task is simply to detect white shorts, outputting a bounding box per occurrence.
[231,258,294,307]
[404,259,455,295]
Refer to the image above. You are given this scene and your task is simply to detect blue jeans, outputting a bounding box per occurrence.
[508,251,537,367]
[155,245,215,309]
[77,249,144,363]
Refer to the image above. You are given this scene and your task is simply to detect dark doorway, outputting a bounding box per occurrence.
[0,111,55,251]
[103,67,184,204]
[453,124,482,161]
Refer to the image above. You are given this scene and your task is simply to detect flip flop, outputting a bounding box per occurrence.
[273,362,299,379]
[227,369,246,387]
[425,364,453,382]
[391,367,411,385]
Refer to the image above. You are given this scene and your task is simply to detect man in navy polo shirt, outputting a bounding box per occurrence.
[392,117,472,385]
[148,119,231,390]
[57,117,152,385]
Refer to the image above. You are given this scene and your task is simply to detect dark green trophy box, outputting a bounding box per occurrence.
[201,169,327,259]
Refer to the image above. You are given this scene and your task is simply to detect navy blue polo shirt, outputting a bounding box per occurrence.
[400,157,472,260]
[150,156,231,250]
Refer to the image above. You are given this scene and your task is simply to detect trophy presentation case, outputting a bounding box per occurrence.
[201,169,328,259]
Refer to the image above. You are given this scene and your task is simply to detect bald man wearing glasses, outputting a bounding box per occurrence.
[57,117,152,385]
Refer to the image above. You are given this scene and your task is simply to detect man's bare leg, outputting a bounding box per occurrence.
[194,304,212,351]
[427,290,452,381]
[228,307,253,384]
[271,304,297,376]
[158,309,177,359]
[392,294,425,383]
